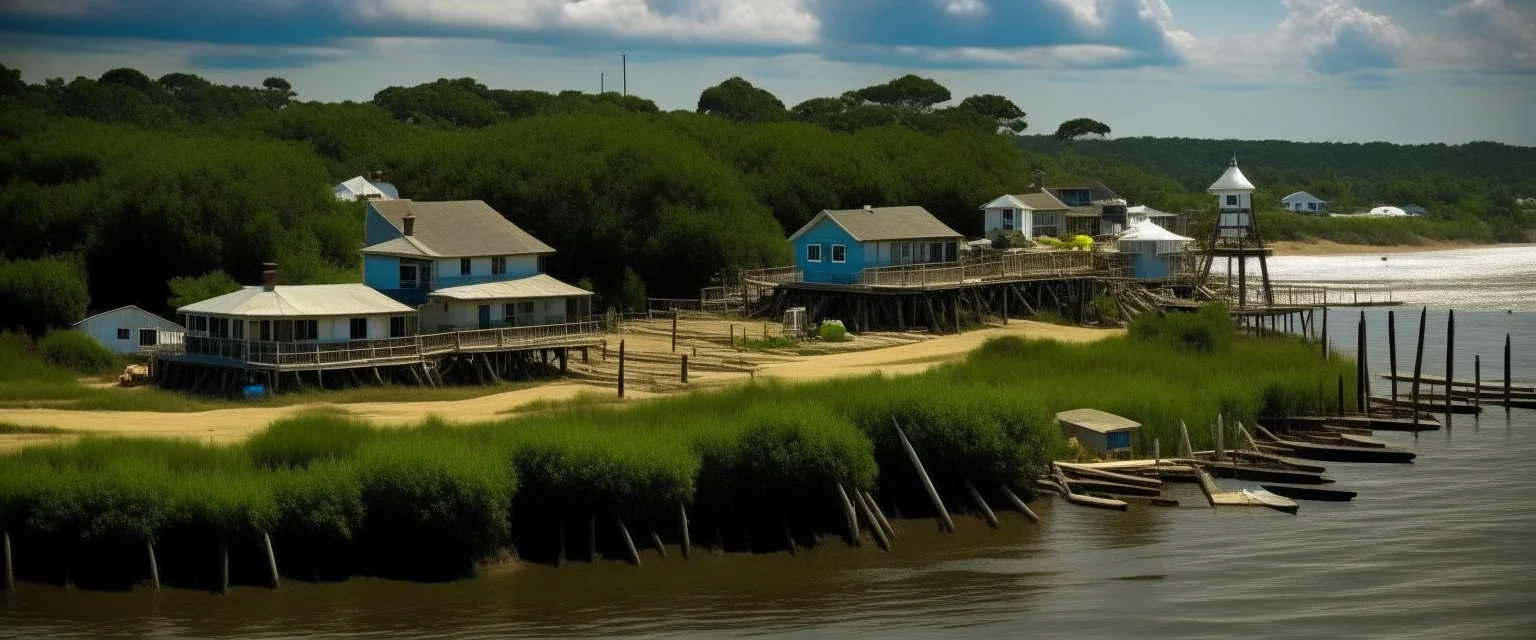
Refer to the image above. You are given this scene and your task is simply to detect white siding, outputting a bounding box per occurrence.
[73,306,184,354]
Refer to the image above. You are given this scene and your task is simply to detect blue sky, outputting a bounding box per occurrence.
[2,0,1533,145]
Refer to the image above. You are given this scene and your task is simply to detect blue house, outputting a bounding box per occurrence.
[361,200,556,305]
[788,206,964,284]
[1117,221,1194,279]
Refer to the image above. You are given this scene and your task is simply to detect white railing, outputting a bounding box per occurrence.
[171,321,604,369]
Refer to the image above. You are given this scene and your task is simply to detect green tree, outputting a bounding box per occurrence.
[262,77,296,109]
[0,257,89,335]
[697,77,786,123]
[849,75,951,111]
[1054,117,1112,141]
[167,270,242,310]
[957,94,1028,133]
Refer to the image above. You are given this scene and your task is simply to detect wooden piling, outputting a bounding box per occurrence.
[649,530,667,559]
[146,540,159,590]
[1359,312,1369,414]
[1215,414,1225,461]
[1506,334,1513,409]
[862,489,899,536]
[3,530,12,592]
[1321,306,1329,360]
[1475,355,1482,408]
[617,339,626,399]
[556,511,566,567]
[894,420,954,533]
[614,513,641,567]
[1446,310,1455,422]
[1337,373,1345,416]
[1412,307,1427,428]
[671,310,678,352]
[1388,310,1399,413]
[782,516,796,556]
[218,535,229,594]
[679,503,691,561]
[853,492,891,552]
[262,531,280,589]
[998,485,1040,524]
[1179,421,1194,459]
[835,483,860,546]
[963,479,999,528]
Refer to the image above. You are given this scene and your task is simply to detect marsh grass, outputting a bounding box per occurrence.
[0,304,1350,581]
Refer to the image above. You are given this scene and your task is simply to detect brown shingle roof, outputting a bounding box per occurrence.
[1010,192,1070,211]
[363,200,555,258]
[789,206,963,242]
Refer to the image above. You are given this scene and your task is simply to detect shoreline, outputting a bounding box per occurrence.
[1268,238,1485,257]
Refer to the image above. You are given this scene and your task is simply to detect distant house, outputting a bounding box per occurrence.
[333,175,396,202]
[980,191,1072,239]
[1116,220,1194,279]
[1400,204,1427,216]
[1281,191,1327,213]
[361,200,557,305]
[789,206,964,284]
[178,266,417,345]
[1126,205,1179,230]
[73,305,184,354]
[1365,206,1408,217]
[421,274,594,332]
[1047,179,1126,237]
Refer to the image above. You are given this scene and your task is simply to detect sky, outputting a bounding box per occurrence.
[1,0,1534,145]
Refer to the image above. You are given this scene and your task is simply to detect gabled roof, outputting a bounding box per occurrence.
[1012,192,1071,211]
[179,284,415,317]
[72,305,181,330]
[358,235,441,259]
[363,200,555,258]
[334,176,391,201]
[429,274,593,301]
[1281,191,1325,203]
[788,206,963,243]
[980,194,1030,210]
[1127,205,1176,218]
[1208,158,1256,192]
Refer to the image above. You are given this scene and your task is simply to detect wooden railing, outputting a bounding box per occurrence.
[860,250,1119,288]
[170,321,604,369]
[740,266,802,285]
[1214,278,1397,307]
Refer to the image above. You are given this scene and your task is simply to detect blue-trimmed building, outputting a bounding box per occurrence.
[361,200,555,305]
[788,206,965,284]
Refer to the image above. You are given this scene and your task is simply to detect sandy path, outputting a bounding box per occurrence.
[0,320,1117,444]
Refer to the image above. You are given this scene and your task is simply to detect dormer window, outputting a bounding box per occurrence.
[1226,195,1239,207]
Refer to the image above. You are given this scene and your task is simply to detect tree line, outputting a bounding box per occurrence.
[1,61,1530,335]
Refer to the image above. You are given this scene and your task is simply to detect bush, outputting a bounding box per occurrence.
[0,257,89,335]
[818,321,848,342]
[245,411,378,469]
[36,329,116,374]
[1129,303,1234,353]
[167,270,240,310]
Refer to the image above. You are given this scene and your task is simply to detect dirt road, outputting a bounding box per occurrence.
[0,320,1117,446]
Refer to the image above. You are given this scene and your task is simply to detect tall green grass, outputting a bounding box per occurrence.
[0,304,1350,582]
[1257,211,1494,245]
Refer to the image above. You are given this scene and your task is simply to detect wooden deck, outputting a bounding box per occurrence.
[154,321,606,372]
[743,250,1130,292]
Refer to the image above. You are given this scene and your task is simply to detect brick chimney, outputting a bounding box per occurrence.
[402,214,415,236]
[262,262,277,292]
[1030,169,1046,193]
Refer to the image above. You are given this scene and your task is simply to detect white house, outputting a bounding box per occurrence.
[1364,206,1408,217]
[73,305,184,354]
[980,191,1072,239]
[1281,191,1327,213]
[333,175,396,202]
[1209,158,1256,239]
[420,274,594,331]
[1126,205,1178,229]
[178,266,417,345]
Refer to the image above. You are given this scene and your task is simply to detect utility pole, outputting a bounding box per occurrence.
[600,72,604,94]
[622,54,627,96]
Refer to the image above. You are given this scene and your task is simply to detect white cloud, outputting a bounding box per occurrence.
[1442,0,1536,72]
[1276,0,1406,74]
[943,0,986,17]
[354,0,821,46]
[897,44,1137,67]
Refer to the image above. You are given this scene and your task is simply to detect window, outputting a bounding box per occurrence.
[1001,208,1014,229]
[116,328,130,340]
[806,244,822,262]
[519,301,535,315]
[350,317,368,340]
[503,303,516,324]
[390,316,407,338]
[1225,195,1239,207]
[929,243,943,263]
[292,320,318,341]
[190,315,208,333]
[900,243,911,260]
[400,264,418,287]
[139,329,157,346]
[460,258,472,276]
[491,256,507,275]
[260,320,271,341]
[209,317,230,339]
[233,320,244,340]
[831,244,846,263]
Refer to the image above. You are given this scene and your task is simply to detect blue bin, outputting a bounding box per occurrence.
[242,384,268,401]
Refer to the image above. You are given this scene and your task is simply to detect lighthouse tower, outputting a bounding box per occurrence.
[1197,157,1273,307]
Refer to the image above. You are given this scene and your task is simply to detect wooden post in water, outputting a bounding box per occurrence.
[614,512,641,567]
[963,479,999,528]
[588,508,597,563]
[1506,334,1513,409]
[863,489,900,535]
[1412,307,1427,428]
[1337,373,1345,416]
[556,511,566,568]
[147,540,159,590]
[678,503,691,561]
[853,492,891,551]
[262,531,279,589]
[834,483,860,546]
[649,530,667,559]
[1179,421,1194,459]
[1388,310,1399,415]
[3,530,13,592]
[1445,310,1455,422]
[218,535,229,594]
[999,485,1040,524]
[894,420,954,533]
[1215,414,1224,461]
[617,339,626,398]
[1358,312,1369,414]
[1475,355,1481,408]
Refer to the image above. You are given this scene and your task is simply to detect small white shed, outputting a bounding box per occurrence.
[73,305,185,354]
[1057,408,1141,455]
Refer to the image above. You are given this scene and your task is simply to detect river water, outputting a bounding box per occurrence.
[3,246,1534,639]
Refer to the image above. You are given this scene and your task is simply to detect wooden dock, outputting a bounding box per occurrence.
[1377,372,1534,394]
[1369,395,1482,415]
[1276,414,1441,432]
[1193,464,1299,513]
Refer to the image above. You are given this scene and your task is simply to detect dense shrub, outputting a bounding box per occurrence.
[819,322,848,342]
[36,329,116,374]
[0,257,89,335]
[1129,303,1235,353]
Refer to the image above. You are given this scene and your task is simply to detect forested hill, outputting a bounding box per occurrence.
[1016,135,1536,232]
[0,62,1531,335]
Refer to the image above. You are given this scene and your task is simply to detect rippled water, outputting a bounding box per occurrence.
[1236,244,1536,311]
[3,247,1534,639]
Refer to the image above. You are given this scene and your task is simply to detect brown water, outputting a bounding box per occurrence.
[4,249,1535,639]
